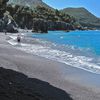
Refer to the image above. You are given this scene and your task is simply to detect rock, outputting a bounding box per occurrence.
[32,19,48,33]
[32,19,76,33]
[0,67,73,100]
[6,23,18,33]
[0,0,18,33]
[0,19,4,31]
[0,0,8,18]
[48,21,75,31]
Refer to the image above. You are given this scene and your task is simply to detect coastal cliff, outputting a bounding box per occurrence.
[0,0,18,33]
[0,0,99,33]
[6,4,82,33]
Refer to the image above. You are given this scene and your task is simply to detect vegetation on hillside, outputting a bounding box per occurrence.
[6,4,80,29]
[0,0,84,33]
[62,7,100,29]
[1,0,99,33]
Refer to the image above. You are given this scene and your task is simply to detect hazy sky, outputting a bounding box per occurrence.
[43,0,100,17]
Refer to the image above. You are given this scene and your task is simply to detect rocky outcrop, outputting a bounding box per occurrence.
[6,4,85,32]
[0,0,7,19]
[7,5,81,32]
[32,19,75,33]
[48,21,75,31]
[0,0,18,33]
[32,19,48,33]
[0,67,73,100]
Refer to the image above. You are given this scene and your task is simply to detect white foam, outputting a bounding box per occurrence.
[8,40,18,46]
[8,32,25,40]
[8,36,100,74]
[16,43,100,74]
[9,35,17,40]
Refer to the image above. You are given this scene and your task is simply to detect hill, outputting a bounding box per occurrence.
[6,5,78,32]
[1,0,79,33]
[2,0,96,33]
[8,0,53,9]
[62,7,100,29]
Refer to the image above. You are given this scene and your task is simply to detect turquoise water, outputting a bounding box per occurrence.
[32,30,100,55]
[8,30,100,74]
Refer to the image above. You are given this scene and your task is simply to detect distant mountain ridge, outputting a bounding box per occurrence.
[61,7,100,29]
[8,0,52,9]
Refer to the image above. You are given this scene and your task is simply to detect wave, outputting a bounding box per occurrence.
[8,34,100,74]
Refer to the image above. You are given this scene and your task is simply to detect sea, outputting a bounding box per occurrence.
[8,30,100,74]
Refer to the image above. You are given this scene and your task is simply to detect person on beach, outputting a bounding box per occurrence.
[4,30,7,35]
[17,34,21,43]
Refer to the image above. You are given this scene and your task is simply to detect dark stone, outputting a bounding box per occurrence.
[32,19,48,33]
[0,67,73,100]
[0,0,18,33]
[32,19,75,33]
[0,19,4,31]
[6,23,18,33]
[48,21,75,31]
[0,16,18,33]
[0,0,9,4]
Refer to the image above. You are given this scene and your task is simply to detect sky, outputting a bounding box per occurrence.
[43,0,100,17]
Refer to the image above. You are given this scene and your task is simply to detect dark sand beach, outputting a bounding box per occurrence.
[0,32,100,100]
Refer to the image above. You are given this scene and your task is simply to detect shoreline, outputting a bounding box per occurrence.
[0,32,100,100]
[9,30,100,75]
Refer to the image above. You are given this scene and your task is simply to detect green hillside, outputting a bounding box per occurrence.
[62,7,100,29]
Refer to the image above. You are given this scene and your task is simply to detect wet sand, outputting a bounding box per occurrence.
[0,32,100,100]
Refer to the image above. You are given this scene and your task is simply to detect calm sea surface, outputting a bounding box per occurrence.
[32,30,100,55]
